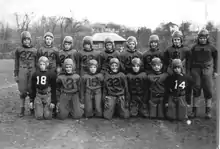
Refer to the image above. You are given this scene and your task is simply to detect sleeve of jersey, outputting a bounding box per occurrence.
[30,73,36,101]
[163,49,169,71]
[122,75,130,100]
[164,76,171,103]
[119,53,126,73]
[185,48,191,74]
[34,49,38,69]
[37,48,42,60]
[80,77,85,104]
[75,52,81,74]
[50,73,57,104]
[56,77,62,101]
[14,48,19,77]
[55,51,61,68]
[211,46,218,73]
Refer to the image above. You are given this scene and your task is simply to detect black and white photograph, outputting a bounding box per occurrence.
[0,0,219,148]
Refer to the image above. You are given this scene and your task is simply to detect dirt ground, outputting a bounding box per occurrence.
[0,60,217,149]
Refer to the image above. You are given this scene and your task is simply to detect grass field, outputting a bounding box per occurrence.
[0,60,217,149]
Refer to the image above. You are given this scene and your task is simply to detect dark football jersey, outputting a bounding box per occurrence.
[147,72,169,94]
[190,44,218,72]
[104,72,128,96]
[59,49,80,73]
[100,50,120,73]
[30,70,57,103]
[56,73,81,95]
[78,49,101,75]
[14,46,38,76]
[143,49,164,73]
[37,46,61,69]
[127,72,147,96]
[165,73,194,97]
[120,49,143,74]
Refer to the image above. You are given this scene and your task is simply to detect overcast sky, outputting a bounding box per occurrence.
[0,0,219,30]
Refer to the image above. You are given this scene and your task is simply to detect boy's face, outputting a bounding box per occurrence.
[106,43,113,51]
[84,44,91,50]
[173,66,182,74]
[64,42,72,50]
[173,37,181,47]
[45,36,53,46]
[198,36,207,44]
[132,65,140,73]
[89,65,97,74]
[152,64,162,72]
[23,38,31,47]
[127,42,136,50]
[110,63,119,73]
[150,41,158,49]
[65,64,73,74]
[39,62,46,71]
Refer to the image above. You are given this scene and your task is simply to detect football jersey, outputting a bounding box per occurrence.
[30,70,57,102]
[165,73,194,97]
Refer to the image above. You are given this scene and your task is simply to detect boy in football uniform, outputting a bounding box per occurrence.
[127,58,148,117]
[29,56,57,120]
[120,36,143,74]
[100,37,120,75]
[59,36,80,74]
[163,30,192,106]
[189,29,218,119]
[147,57,169,119]
[165,59,194,121]
[103,58,130,119]
[14,31,38,117]
[81,59,104,118]
[37,32,61,73]
[143,34,164,74]
[78,36,101,76]
[56,58,83,120]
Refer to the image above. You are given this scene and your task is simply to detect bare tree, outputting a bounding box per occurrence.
[48,16,60,33]
[14,12,35,32]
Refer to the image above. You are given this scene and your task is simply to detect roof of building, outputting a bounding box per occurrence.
[92,32,126,42]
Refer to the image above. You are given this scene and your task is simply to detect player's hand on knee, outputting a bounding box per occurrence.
[50,103,55,109]
[165,103,168,107]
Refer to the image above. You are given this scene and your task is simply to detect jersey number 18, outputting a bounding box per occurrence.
[37,76,47,85]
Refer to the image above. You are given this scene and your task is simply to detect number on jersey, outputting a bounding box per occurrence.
[174,80,186,89]
[37,76,47,85]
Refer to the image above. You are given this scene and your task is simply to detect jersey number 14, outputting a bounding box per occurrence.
[174,80,186,89]
[37,76,47,85]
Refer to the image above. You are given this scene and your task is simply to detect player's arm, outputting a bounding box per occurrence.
[164,76,171,104]
[30,73,37,102]
[119,53,126,73]
[143,74,149,102]
[121,74,130,101]
[80,76,85,104]
[76,51,81,74]
[55,50,61,67]
[163,49,169,71]
[50,72,57,104]
[211,45,218,73]
[14,48,19,78]
[185,48,191,75]
[56,76,62,102]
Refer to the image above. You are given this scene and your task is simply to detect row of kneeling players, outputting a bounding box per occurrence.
[14,29,218,121]
[29,56,193,121]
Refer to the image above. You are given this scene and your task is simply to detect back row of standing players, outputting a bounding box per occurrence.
[14,29,218,121]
